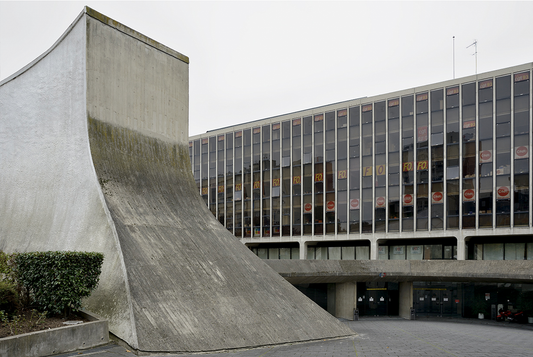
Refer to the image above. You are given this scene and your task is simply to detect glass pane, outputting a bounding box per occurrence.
[484,243,504,260]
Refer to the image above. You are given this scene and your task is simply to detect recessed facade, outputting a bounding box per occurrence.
[189,63,533,264]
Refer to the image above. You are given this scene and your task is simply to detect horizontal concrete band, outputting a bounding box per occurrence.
[265,260,533,284]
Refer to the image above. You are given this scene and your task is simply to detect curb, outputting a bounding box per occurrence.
[0,310,109,357]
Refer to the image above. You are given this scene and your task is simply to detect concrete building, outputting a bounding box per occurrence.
[1,7,353,353]
[189,63,533,320]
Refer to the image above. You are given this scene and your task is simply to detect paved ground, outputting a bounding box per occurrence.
[57,317,533,357]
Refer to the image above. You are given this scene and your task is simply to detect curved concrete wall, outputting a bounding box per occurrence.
[0,7,352,353]
[0,9,135,345]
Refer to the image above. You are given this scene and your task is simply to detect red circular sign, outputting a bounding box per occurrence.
[404,194,413,204]
[498,186,510,197]
[304,203,312,212]
[432,192,443,202]
[516,146,528,157]
[464,189,475,200]
[350,199,359,210]
[376,197,385,207]
[327,201,335,210]
[480,150,492,161]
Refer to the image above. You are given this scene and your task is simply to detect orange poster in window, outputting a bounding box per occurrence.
[403,162,414,171]
[272,178,280,187]
[293,176,301,184]
[202,187,208,195]
[253,181,260,189]
[315,173,323,182]
[417,161,428,170]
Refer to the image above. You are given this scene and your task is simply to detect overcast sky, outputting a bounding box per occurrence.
[1,1,533,136]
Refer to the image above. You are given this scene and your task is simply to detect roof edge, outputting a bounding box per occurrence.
[85,6,189,64]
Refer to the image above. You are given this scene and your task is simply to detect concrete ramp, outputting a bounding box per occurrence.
[0,7,352,353]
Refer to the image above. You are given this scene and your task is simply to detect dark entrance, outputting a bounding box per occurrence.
[357,282,399,316]
[413,282,461,317]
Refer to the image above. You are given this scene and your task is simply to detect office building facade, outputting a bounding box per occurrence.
[189,63,533,265]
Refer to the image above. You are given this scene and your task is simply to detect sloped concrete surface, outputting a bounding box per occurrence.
[0,6,353,353]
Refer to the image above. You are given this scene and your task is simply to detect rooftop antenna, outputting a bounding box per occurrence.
[467,39,478,75]
[453,36,455,79]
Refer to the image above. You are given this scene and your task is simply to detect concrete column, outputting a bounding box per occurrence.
[327,283,336,315]
[456,236,466,260]
[370,239,379,260]
[399,281,413,319]
[335,282,357,320]
[300,241,307,260]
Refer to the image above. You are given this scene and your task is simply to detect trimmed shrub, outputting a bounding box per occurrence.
[0,251,15,282]
[0,280,19,314]
[14,251,104,315]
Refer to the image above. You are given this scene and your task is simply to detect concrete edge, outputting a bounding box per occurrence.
[126,333,358,356]
[85,6,190,64]
[0,311,109,357]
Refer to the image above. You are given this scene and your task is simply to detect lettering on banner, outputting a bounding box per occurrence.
[479,79,493,89]
[272,178,280,187]
[326,201,335,212]
[388,98,399,107]
[403,162,414,172]
[235,183,242,191]
[304,203,313,213]
[362,104,373,112]
[417,161,428,171]
[338,170,347,179]
[376,164,385,176]
[363,166,373,176]
[293,176,301,185]
[253,181,260,189]
[218,185,224,193]
[315,173,323,182]
[202,187,208,195]
[447,87,459,96]
[416,93,428,101]
[515,72,530,82]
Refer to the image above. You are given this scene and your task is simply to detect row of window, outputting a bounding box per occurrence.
[251,242,533,261]
[190,70,532,238]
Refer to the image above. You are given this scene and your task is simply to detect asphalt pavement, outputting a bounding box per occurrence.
[56,317,533,357]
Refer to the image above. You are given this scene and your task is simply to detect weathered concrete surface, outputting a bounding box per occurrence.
[266,259,533,284]
[0,311,108,357]
[0,6,352,353]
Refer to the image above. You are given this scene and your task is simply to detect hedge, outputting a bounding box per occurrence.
[14,251,104,315]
